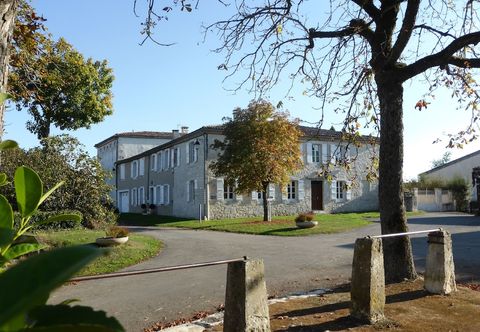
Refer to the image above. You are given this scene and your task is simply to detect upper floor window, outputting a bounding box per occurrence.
[224,184,234,200]
[312,144,321,163]
[131,160,138,178]
[150,154,157,171]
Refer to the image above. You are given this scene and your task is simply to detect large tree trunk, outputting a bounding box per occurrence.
[261,182,270,221]
[377,75,417,283]
[0,0,17,139]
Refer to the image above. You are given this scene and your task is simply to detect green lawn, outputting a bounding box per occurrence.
[36,229,163,276]
[119,211,419,236]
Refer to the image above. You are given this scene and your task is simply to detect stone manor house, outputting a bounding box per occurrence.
[96,125,379,219]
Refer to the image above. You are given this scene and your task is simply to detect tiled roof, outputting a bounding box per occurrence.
[94,131,178,148]
[115,124,377,165]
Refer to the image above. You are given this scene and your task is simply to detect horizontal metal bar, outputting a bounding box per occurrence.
[70,256,248,283]
[369,228,442,239]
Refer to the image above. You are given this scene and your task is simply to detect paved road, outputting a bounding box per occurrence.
[50,212,480,331]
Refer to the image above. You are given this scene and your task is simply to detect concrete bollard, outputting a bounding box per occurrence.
[350,237,385,323]
[425,229,457,295]
[223,258,270,332]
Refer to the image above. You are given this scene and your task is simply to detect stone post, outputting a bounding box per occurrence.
[350,237,385,323]
[425,230,457,295]
[224,259,270,332]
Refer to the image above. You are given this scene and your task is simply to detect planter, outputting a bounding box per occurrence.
[95,236,129,247]
[295,221,318,229]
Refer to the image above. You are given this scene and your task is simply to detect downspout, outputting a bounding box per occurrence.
[204,133,209,220]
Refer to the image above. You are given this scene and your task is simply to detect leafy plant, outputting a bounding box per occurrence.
[295,212,315,223]
[0,140,124,331]
[446,177,469,212]
[105,226,129,238]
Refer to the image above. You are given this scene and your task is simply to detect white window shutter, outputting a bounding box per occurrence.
[120,164,125,180]
[251,191,258,200]
[298,180,305,200]
[268,184,275,200]
[130,163,134,178]
[216,178,224,201]
[346,181,352,200]
[165,149,169,169]
[165,185,170,205]
[299,143,305,162]
[170,149,174,168]
[331,180,337,201]
[186,181,190,202]
[139,158,145,176]
[330,145,337,163]
[186,143,190,164]
[306,143,312,164]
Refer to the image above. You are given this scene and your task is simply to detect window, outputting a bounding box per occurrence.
[157,152,162,171]
[188,141,199,163]
[139,187,145,205]
[119,164,125,180]
[131,188,137,206]
[257,191,263,200]
[173,148,180,167]
[131,161,138,178]
[224,184,234,200]
[163,185,170,205]
[336,181,346,200]
[149,186,155,204]
[156,185,163,204]
[287,181,297,199]
[150,154,157,171]
[163,149,169,170]
[187,180,195,202]
[312,144,321,163]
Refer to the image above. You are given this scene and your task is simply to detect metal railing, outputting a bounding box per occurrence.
[369,228,442,239]
[70,256,248,282]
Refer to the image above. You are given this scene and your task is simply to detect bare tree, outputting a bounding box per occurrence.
[0,0,18,139]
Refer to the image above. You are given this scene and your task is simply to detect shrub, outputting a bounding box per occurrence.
[446,177,469,212]
[295,211,315,223]
[106,226,129,238]
[0,135,116,229]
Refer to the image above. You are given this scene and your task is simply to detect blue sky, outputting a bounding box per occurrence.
[4,1,479,180]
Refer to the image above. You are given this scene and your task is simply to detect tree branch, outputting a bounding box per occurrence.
[399,31,480,81]
[387,0,420,65]
[308,19,374,49]
[350,0,380,21]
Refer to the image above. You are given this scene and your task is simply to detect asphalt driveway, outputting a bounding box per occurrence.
[50,212,480,331]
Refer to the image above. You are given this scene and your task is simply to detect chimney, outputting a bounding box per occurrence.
[172,129,180,138]
[181,126,189,134]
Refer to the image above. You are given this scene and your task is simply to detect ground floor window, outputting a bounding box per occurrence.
[224,184,234,200]
[287,181,297,199]
[336,181,346,200]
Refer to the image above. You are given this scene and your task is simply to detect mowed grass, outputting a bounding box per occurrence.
[119,211,405,236]
[36,229,163,276]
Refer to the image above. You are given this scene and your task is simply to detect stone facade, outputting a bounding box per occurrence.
[115,126,379,219]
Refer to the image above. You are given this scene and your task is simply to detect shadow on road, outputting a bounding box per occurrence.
[408,215,480,227]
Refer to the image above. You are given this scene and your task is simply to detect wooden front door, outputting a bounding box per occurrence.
[311,181,323,210]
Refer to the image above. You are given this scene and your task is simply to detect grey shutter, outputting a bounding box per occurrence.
[186,181,190,202]
[298,180,305,200]
[268,184,275,200]
[321,144,328,164]
[346,181,352,200]
[216,178,224,201]
[330,144,337,164]
[139,158,145,176]
[331,180,337,201]
[281,184,288,201]
[251,191,258,201]
[186,143,190,164]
